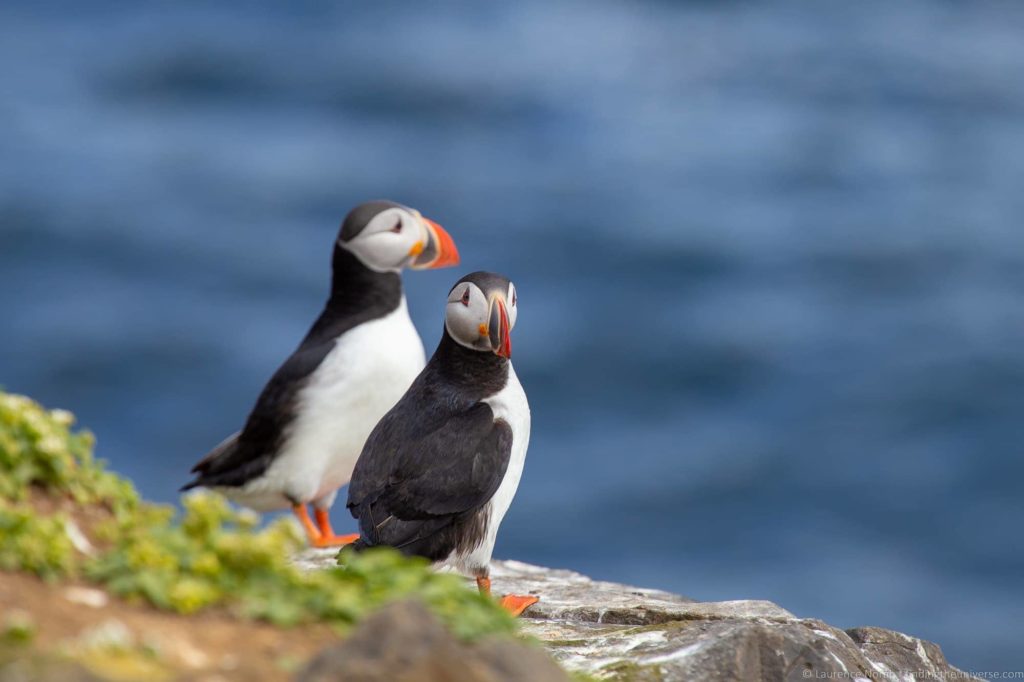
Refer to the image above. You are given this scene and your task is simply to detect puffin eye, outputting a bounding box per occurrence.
[390,218,402,233]
[461,289,471,306]
[511,291,517,307]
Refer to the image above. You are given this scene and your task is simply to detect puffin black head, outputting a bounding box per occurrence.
[445,272,518,358]
[337,200,460,273]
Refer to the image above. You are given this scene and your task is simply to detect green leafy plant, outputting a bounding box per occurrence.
[0,503,76,579]
[0,393,136,510]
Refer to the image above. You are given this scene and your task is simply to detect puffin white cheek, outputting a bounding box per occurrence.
[350,234,411,272]
[445,299,492,349]
[391,226,429,268]
[445,306,473,346]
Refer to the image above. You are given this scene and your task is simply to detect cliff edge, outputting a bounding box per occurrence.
[298,549,976,681]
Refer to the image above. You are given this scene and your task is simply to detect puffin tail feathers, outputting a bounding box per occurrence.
[180,432,271,492]
[190,431,241,474]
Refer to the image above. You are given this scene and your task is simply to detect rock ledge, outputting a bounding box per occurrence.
[296,550,975,681]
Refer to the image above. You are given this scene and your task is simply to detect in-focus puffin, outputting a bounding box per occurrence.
[182,201,459,547]
[346,271,537,615]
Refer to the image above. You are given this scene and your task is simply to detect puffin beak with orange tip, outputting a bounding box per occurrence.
[409,215,460,269]
[488,295,512,358]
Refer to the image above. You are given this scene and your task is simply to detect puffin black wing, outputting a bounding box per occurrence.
[347,402,513,560]
[181,337,336,490]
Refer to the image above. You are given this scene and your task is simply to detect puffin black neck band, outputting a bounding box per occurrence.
[326,247,402,316]
[432,330,509,398]
[296,247,402,347]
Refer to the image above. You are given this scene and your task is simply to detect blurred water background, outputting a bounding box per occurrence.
[2,0,1023,671]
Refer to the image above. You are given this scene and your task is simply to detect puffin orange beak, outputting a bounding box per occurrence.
[489,296,512,359]
[411,217,460,270]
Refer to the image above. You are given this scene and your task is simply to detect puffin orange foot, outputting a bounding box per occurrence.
[499,594,539,617]
[311,532,359,548]
[309,508,358,547]
[292,504,322,545]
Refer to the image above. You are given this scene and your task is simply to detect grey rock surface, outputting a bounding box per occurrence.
[297,599,568,682]
[296,549,976,681]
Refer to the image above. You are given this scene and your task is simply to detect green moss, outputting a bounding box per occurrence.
[620,620,694,636]
[0,391,516,639]
[570,673,603,682]
[543,638,591,648]
[2,611,36,645]
[76,648,173,682]
[599,660,666,681]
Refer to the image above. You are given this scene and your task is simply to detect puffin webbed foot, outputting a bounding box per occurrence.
[311,533,359,548]
[476,576,539,617]
[291,504,359,548]
[499,594,539,617]
[312,508,359,547]
[292,504,322,545]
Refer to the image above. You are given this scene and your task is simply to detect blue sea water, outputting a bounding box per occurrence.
[2,0,1023,671]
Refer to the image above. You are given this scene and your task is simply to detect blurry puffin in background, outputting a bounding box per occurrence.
[347,271,538,615]
[182,200,459,547]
